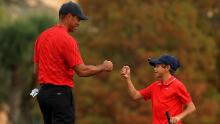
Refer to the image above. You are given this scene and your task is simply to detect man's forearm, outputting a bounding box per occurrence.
[76,64,104,77]
[74,61,112,77]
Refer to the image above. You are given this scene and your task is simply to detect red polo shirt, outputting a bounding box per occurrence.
[139,76,191,124]
[34,24,83,87]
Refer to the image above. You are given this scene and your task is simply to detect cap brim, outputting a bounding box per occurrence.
[78,15,88,20]
[148,59,163,67]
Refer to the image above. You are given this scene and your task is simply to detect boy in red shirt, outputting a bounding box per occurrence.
[121,54,196,124]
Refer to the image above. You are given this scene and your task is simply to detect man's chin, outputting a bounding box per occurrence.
[68,29,73,32]
[67,27,77,32]
[73,27,78,31]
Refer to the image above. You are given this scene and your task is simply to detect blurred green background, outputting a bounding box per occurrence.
[0,0,219,124]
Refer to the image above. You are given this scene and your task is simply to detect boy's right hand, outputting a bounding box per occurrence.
[121,66,130,79]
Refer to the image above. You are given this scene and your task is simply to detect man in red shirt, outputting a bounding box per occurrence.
[121,54,196,124]
[33,1,113,124]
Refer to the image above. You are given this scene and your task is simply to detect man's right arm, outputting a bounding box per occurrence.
[121,66,143,100]
[33,63,38,82]
[73,60,113,77]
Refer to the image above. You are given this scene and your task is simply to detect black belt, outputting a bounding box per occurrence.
[40,83,72,91]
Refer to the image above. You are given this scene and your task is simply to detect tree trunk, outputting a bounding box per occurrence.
[20,74,37,124]
[7,65,27,124]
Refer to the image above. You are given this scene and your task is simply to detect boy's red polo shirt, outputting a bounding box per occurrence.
[34,25,83,87]
[139,76,192,124]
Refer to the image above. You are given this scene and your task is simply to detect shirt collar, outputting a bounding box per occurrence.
[55,24,68,32]
[158,76,176,86]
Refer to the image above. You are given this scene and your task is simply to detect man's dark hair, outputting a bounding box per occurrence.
[59,14,67,20]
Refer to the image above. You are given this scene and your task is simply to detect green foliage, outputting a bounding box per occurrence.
[0,14,56,123]
[0,14,56,101]
[0,15,56,68]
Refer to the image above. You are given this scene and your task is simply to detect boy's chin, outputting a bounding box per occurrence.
[154,74,161,79]
[154,75,158,78]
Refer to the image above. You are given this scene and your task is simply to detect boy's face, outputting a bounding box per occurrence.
[153,64,170,79]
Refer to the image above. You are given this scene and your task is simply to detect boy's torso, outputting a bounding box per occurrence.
[151,78,184,124]
[140,76,191,124]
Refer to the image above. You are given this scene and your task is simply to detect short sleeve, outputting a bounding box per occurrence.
[62,37,83,67]
[139,83,155,101]
[176,82,192,104]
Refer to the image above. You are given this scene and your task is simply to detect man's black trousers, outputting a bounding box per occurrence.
[37,84,75,124]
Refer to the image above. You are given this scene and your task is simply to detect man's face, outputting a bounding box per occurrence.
[153,64,169,79]
[66,14,80,32]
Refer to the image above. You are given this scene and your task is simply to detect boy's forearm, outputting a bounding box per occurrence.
[125,78,142,100]
[176,102,196,120]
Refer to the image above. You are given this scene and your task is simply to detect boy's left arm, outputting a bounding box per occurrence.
[170,101,196,124]
[170,82,196,124]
